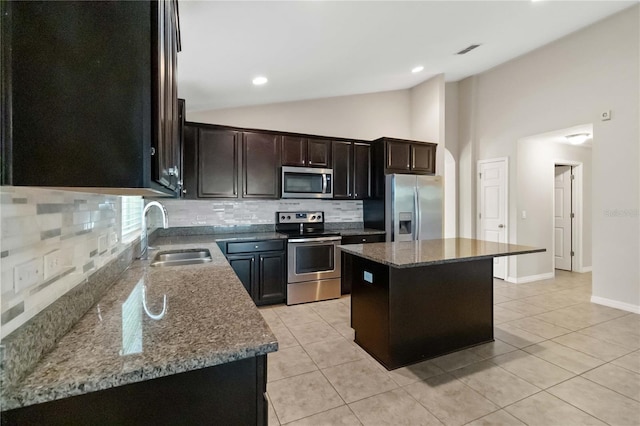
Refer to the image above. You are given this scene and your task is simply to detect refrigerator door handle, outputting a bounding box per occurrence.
[415,186,420,240]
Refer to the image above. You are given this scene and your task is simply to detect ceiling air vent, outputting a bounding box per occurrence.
[457,44,481,55]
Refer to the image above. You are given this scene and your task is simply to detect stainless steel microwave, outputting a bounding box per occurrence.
[281,166,333,199]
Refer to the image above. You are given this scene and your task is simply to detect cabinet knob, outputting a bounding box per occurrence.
[255,245,259,249]
[150,147,156,156]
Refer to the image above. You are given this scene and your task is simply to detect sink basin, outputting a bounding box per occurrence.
[150,249,213,267]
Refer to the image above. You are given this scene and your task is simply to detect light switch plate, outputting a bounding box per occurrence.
[44,250,63,280]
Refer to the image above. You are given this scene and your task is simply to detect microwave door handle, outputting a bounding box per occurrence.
[322,174,327,193]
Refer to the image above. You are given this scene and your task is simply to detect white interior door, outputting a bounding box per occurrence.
[554,165,572,271]
[478,159,508,279]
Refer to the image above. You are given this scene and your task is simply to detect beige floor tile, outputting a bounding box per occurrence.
[583,363,640,402]
[266,392,281,426]
[275,304,324,326]
[431,349,484,372]
[285,405,361,426]
[548,376,640,425]
[493,323,546,349]
[505,391,606,425]
[303,337,364,369]
[465,410,525,426]
[521,293,580,310]
[331,321,356,341]
[612,350,640,374]
[322,359,398,403]
[268,371,344,424]
[522,340,604,374]
[288,320,343,345]
[310,299,351,325]
[533,309,593,330]
[469,340,518,360]
[268,345,318,382]
[388,359,444,386]
[580,320,640,350]
[450,360,540,407]
[493,306,527,324]
[271,324,300,349]
[504,316,572,339]
[492,350,574,389]
[493,294,512,304]
[404,373,498,426]
[349,388,442,425]
[552,332,633,362]
[496,300,550,316]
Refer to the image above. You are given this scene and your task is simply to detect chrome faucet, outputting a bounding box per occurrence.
[139,201,169,260]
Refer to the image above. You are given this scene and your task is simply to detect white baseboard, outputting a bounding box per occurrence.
[578,266,592,273]
[590,296,640,314]
[504,272,555,284]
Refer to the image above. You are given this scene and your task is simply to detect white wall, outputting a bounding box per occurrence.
[457,6,639,311]
[409,74,446,175]
[188,89,412,141]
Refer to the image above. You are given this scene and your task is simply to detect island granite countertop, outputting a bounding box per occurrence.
[2,240,278,411]
[339,237,545,268]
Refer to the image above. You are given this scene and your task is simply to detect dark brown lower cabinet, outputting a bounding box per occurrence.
[2,355,267,426]
[220,240,286,306]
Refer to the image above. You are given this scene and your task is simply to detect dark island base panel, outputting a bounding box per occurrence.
[2,356,267,426]
[350,254,494,370]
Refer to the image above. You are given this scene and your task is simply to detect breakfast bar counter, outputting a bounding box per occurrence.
[339,238,544,370]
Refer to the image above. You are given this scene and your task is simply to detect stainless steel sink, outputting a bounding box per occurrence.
[150,249,212,267]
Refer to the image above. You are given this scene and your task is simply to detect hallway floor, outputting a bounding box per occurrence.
[259,271,640,425]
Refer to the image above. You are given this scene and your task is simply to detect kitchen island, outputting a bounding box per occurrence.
[340,238,544,370]
[1,239,277,425]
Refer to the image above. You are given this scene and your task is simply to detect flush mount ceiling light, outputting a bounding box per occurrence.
[565,133,591,145]
[252,76,268,86]
[411,66,424,74]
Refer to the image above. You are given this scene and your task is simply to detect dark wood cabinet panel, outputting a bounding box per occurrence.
[307,138,331,168]
[353,143,372,199]
[340,233,385,294]
[257,252,286,305]
[386,141,411,172]
[332,141,353,199]
[281,136,306,167]
[2,1,180,195]
[198,129,238,198]
[411,143,435,174]
[227,255,255,298]
[243,132,280,198]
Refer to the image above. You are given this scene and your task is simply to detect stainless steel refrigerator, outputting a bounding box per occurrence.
[385,174,443,242]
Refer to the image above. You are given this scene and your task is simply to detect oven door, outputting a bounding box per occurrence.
[287,237,341,283]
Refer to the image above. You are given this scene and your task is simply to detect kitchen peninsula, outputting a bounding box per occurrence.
[340,238,544,370]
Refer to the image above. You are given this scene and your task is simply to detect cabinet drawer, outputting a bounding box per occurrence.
[227,240,285,254]
[341,234,385,245]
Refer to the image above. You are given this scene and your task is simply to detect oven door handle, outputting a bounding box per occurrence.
[288,236,342,243]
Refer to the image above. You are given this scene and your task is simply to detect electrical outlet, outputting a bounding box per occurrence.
[109,232,118,247]
[44,250,63,280]
[14,258,42,293]
[98,234,108,254]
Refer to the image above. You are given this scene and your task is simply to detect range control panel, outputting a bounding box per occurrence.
[277,211,324,224]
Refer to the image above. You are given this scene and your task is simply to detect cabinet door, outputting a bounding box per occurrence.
[256,252,286,305]
[332,141,352,199]
[227,254,256,298]
[307,138,331,168]
[386,141,411,172]
[281,136,306,167]
[411,143,435,174]
[198,129,238,198]
[353,142,371,199]
[242,132,280,198]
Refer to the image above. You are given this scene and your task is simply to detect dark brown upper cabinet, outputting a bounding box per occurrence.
[183,123,281,200]
[374,138,437,175]
[282,137,331,168]
[243,132,280,198]
[332,140,371,200]
[1,1,181,196]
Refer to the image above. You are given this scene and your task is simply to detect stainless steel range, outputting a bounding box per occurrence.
[276,211,341,305]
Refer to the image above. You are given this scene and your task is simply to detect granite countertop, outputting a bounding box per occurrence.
[2,241,278,410]
[153,232,287,245]
[339,238,545,268]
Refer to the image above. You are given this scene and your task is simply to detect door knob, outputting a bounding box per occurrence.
[498,224,505,228]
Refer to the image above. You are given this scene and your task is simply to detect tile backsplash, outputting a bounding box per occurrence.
[162,199,363,227]
[0,186,141,339]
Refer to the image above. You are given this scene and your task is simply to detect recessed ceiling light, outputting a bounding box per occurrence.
[252,76,268,86]
[565,133,591,145]
[411,66,424,74]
